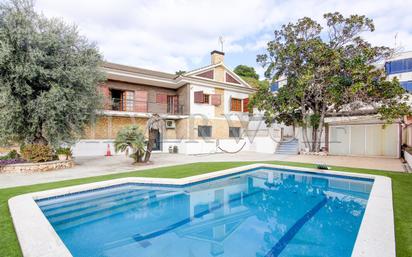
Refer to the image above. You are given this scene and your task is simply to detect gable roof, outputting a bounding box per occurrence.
[101,60,256,93]
[183,62,252,89]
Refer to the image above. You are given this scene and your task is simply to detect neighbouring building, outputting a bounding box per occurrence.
[74,51,279,156]
[269,55,408,158]
[385,51,412,148]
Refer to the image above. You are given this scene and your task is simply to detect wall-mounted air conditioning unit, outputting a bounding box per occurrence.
[165,120,176,129]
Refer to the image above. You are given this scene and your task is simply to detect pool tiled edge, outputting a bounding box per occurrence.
[8,163,395,257]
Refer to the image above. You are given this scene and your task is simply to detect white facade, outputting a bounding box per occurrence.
[386,51,412,82]
[190,84,216,117]
[329,123,399,158]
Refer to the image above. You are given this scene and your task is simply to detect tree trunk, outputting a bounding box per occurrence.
[301,110,311,151]
[33,133,48,145]
[302,126,310,150]
[316,120,325,152]
[144,129,156,162]
[133,150,144,163]
[315,106,326,152]
[32,125,48,145]
[311,127,317,152]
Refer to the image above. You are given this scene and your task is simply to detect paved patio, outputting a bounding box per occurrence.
[0,152,405,188]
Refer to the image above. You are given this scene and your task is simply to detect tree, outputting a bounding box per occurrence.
[234,64,268,88]
[234,65,259,80]
[114,125,146,163]
[0,0,104,147]
[144,114,164,162]
[252,12,410,152]
[175,70,186,76]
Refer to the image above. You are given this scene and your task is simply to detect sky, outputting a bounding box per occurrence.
[35,0,412,78]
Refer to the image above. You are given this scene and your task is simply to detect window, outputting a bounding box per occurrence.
[110,89,134,111]
[230,98,242,112]
[270,82,279,92]
[229,127,241,138]
[198,126,212,137]
[203,94,210,104]
[385,58,412,74]
[400,81,412,92]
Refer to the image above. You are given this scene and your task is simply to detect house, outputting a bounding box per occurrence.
[73,50,275,156]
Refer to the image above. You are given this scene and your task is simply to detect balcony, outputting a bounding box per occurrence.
[105,98,185,115]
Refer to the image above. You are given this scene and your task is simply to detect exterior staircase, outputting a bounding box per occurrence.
[275,139,299,155]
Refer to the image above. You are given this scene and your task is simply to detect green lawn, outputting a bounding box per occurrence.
[1,161,411,257]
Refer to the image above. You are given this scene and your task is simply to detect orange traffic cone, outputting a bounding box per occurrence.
[105,144,112,156]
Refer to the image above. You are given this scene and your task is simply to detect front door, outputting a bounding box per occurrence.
[152,129,161,151]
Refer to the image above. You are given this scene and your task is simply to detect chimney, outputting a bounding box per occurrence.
[211,50,224,65]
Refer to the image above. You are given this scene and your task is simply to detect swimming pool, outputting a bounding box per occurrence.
[35,166,373,257]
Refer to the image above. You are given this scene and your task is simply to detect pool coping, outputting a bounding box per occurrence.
[8,163,395,257]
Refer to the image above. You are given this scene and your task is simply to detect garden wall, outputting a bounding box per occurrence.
[0,160,74,173]
[405,150,412,169]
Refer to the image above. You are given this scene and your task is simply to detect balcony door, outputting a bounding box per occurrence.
[167,95,179,114]
[110,89,134,111]
[122,91,134,111]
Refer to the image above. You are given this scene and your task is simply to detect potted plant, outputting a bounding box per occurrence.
[56,147,72,161]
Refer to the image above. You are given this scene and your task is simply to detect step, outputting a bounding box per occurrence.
[52,192,187,231]
[277,146,298,149]
[276,150,298,153]
[45,189,153,217]
[47,189,178,222]
[41,188,144,213]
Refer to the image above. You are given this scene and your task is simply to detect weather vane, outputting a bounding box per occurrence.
[219,36,224,52]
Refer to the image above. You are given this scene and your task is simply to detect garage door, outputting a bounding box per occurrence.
[329,124,398,157]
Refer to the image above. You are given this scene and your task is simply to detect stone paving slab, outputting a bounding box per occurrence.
[0,152,405,189]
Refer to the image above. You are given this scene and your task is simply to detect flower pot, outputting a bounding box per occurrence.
[58,154,67,161]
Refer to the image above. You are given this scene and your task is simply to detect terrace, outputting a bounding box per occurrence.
[101,85,187,117]
[107,97,185,115]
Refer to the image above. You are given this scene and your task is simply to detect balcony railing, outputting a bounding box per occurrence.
[105,98,185,115]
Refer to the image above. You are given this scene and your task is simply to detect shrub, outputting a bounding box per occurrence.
[0,150,20,160]
[56,147,72,157]
[114,125,146,163]
[21,144,54,163]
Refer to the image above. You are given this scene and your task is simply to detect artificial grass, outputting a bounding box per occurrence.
[0,161,411,257]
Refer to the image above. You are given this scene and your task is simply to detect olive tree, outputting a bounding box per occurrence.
[0,0,105,147]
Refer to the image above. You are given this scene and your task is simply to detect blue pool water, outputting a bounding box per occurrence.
[37,167,373,257]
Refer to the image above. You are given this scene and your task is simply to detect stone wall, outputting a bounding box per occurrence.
[180,117,244,140]
[84,115,180,141]
[0,160,74,173]
[84,116,148,139]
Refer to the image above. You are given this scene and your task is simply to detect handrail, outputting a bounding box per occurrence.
[105,97,185,115]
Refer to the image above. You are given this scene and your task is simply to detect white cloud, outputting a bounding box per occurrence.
[34,0,412,73]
